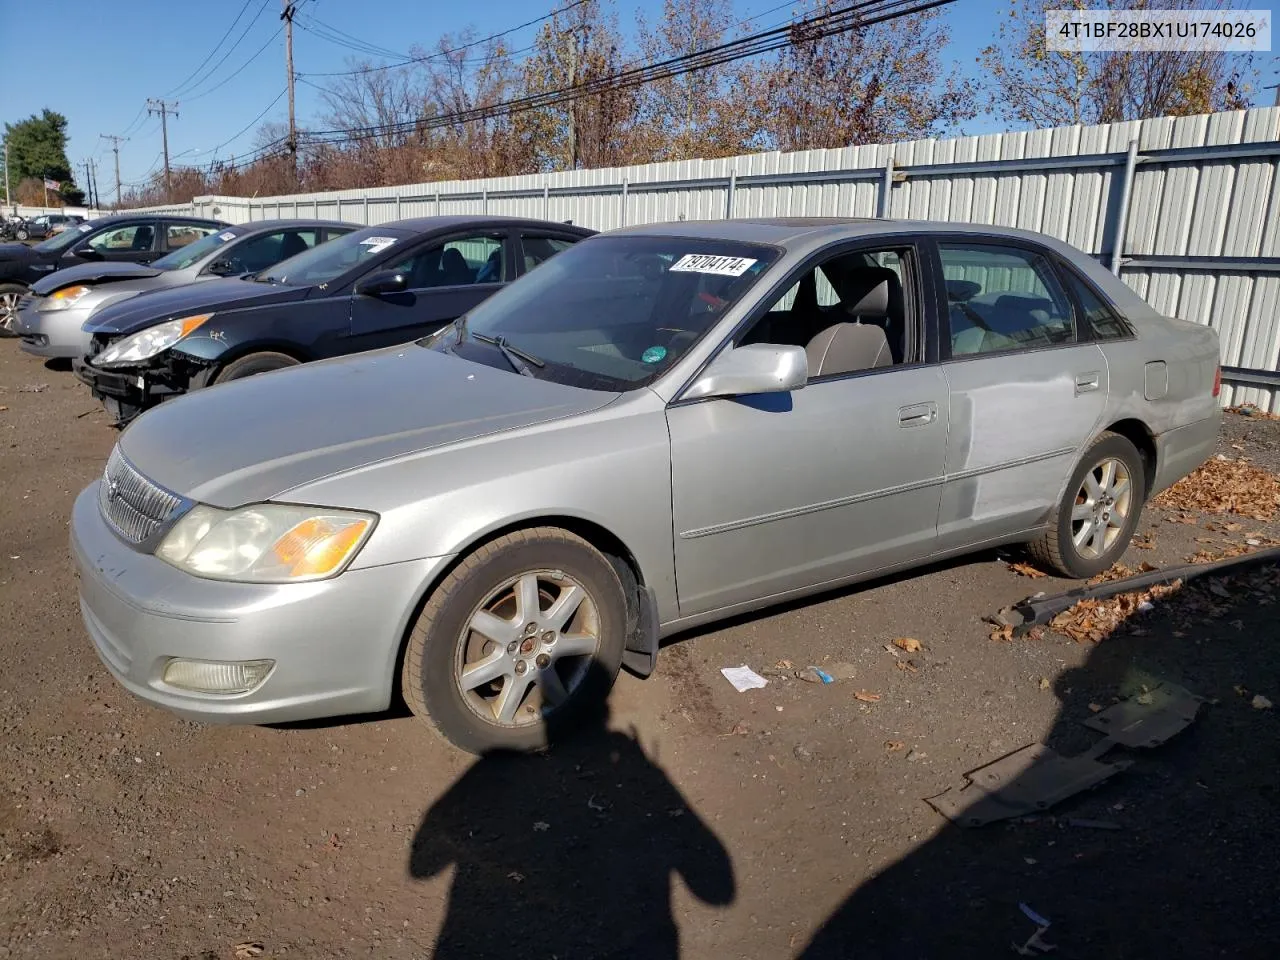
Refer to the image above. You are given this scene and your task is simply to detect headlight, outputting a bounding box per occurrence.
[96,313,212,366]
[41,285,91,311]
[156,502,376,583]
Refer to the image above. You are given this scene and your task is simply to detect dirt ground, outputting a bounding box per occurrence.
[1,342,1278,959]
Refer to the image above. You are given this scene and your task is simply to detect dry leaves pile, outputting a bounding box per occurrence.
[1049,579,1183,643]
[1008,561,1048,578]
[1227,403,1280,421]
[1152,456,1280,520]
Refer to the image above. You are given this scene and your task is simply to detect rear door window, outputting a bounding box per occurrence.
[519,233,578,273]
[939,242,1075,356]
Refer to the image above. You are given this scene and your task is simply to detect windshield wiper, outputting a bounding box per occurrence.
[471,333,544,377]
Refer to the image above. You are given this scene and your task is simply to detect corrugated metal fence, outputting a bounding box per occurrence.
[138,107,1280,410]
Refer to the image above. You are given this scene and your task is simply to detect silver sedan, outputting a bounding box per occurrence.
[70,218,1222,754]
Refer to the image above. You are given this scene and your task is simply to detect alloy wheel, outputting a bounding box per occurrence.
[1070,457,1134,560]
[454,569,601,727]
[0,291,20,331]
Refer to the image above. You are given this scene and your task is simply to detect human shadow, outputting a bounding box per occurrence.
[798,556,1280,959]
[409,661,735,959]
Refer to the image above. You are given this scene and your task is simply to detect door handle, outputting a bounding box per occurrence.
[898,401,938,428]
[1075,372,1101,395]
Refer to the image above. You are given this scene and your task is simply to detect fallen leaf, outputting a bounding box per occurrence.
[853,690,882,703]
[894,660,918,673]
[884,740,905,752]
[989,623,1015,642]
[1253,695,1273,710]
[1136,692,1154,705]
[1088,702,1104,712]
[1038,677,1050,690]
[1235,685,1249,697]
[533,821,550,832]
[774,659,794,670]
[0,405,7,412]
[1153,459,1280,520]
[233,945,265,960]
[1209,581,1231,598]
[508,871,525,882]
[1008,561,1047,578]
[892,637,922,653]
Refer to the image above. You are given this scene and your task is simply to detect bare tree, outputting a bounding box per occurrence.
[980,0,1253,127]
[632,0,763,161]
[757,0,976,152]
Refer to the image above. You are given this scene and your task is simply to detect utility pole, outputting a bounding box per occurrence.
[100,134,127,210]
[89,160,100,210]
[281,0,298,184]
[82,159,94,209]
[3,139,10,209]
[147,98,179,199]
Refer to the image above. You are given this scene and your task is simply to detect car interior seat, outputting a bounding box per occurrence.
[440,248,473,285]
[828,265,905,363]
[805,322,893,377]
[276,232,309,262]
[131,226,154,251]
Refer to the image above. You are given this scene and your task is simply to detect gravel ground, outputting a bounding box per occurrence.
[1,343,1277,959]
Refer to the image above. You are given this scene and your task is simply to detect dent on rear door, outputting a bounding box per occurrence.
[937,343,1110,550]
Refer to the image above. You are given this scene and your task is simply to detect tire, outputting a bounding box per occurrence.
[210,351,300,385]
[401,527,628,755]
[14,229,28,241]
[0,283,27,336]
[1029,431,1146,579]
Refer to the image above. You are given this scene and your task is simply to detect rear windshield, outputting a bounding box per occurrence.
[423,235,780,391]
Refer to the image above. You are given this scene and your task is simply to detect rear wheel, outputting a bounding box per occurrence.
[401,528,627,754]
[1029,432,1145,579]
[211,351,300,385]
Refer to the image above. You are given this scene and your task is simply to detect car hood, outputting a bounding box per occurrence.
[0,243,37,262]
[85,276,306,337]
[118,345,622,507]
[31,261,163,295]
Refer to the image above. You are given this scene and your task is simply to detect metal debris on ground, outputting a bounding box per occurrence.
[720,664,769,692]
[927,683,1204,828]
[989,548,1280,640]
[1012,903,1056,956]
[1152,455,1280,520]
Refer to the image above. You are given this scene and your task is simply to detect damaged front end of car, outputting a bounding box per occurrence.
[74,317,220,426]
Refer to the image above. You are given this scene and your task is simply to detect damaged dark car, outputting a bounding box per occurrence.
[73,216,595,424]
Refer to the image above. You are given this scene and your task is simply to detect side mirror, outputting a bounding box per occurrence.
[207,258,239,276]
[354,270,409,297]
[682,343,808,400]
[73,246,103,260]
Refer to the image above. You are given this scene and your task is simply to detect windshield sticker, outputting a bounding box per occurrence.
[641,345,668,364]
[668,253,757,277]
[219,231,236,241]
[78,224,93,233]
[360,236,398,255]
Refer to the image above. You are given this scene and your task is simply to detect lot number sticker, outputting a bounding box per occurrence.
[360,236,398,254]
[219,231,237,241]
[669,253,757,277]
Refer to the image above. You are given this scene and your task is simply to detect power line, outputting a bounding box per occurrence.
[163,0,260,98]
[183,26,283,102]
[213,88,289,156]
[173,0,272,100]
[293,13,412,62]
[298,0,590,78]
[302,0,951,147]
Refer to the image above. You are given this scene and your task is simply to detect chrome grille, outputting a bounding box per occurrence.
[98,446,184,545]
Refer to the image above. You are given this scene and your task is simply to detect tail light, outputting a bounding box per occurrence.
[1212,365,1221,398]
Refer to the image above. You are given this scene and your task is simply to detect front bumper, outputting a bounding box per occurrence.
[71,482,444,724]
[73,356,175,423]
[16,300,94,358]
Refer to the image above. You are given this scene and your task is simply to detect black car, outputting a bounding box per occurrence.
[0,213,225,333]
[73,216,595,423]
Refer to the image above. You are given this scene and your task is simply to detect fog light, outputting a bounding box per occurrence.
[162,658,274,694]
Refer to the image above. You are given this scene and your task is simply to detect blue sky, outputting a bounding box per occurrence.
[2,0,1275,198]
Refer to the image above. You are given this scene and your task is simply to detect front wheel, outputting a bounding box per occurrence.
[14,229,28,241]
[1029,432,1146,579]
[210,350,300,385]
[401,528,627,754]
[0,283,27,335]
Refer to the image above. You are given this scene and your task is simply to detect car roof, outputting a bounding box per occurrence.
[228,218,354,232]
[86,213,225,227]
[605,216,1094,252]
[380,215,596,234]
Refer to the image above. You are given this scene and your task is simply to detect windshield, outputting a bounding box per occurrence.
[34,222,94,253]
[151,228,235,271]
[423,235,780,391]
[255,226,410,285]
